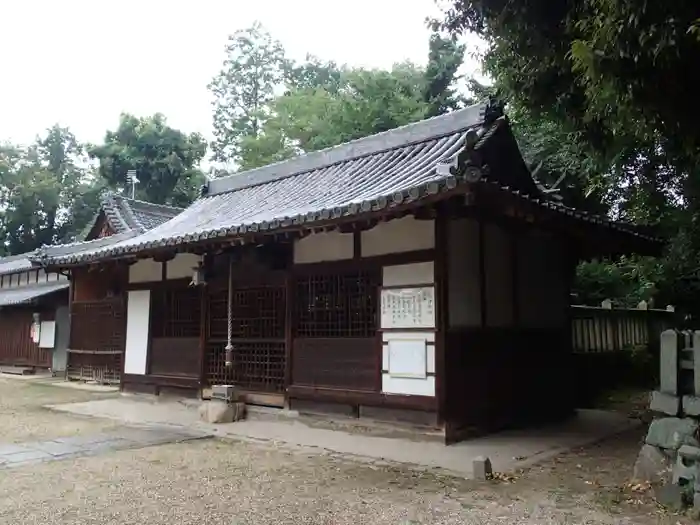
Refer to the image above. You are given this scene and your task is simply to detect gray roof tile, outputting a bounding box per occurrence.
[0,281,69,307]
[0,253,36,276]
[33,101,661,266]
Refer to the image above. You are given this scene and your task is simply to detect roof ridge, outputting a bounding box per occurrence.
[122,197,184,212]
[0,250,37,262]
[207,102,487,196]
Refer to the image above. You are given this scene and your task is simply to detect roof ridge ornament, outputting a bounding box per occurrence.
[482,97,505,125]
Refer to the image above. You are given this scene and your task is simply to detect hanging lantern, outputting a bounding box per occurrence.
[225,344,233,367]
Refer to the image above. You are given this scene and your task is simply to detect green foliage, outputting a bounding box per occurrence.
[573,257,664,307]
[209,23,467,168]
[0,126,101,254]
[88,113,207,207]
[266,64,431,153]
[437,0,700,314]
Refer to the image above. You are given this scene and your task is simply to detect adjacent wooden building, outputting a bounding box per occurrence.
[6,193,182,381]
[0,254,69,372]
[35,101,662,441]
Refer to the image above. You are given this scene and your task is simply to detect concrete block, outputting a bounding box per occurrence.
[211,384,236,402]
[646,417,699,450]
[633,444,673,484]
[650,391,680,416]
[683,395,700,417]
[472,456,492,481]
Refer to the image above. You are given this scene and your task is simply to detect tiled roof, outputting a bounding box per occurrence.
[0,252,36,277]
[79,192,183,240]
[33,231,138,263]
[33,101,662,266]
[0,281,69,307]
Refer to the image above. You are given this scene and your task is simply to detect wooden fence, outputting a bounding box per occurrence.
[571,300,676,404]
[571,300,675,354]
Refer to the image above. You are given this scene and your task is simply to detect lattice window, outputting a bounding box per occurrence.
[208,286,285,341]
[295,269,379,337]
[151,287,201,338]
[207,341,286,392]
[70,299,125,352]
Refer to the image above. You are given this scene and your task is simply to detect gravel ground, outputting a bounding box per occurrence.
[0,433,688,525]
[0,378,690,524]
[0,377,119,443]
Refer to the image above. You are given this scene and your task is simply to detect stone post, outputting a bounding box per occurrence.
[660,330,679,395]
[651,330,681,416]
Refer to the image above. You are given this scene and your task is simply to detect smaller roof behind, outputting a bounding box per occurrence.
[0,194,182,277]
[0,281,69,307]
[0,252,36,276]
[79,192,184,240]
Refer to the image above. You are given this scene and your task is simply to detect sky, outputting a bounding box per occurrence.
[0,0,484,147]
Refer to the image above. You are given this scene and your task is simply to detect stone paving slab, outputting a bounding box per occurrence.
[0,425,211,469]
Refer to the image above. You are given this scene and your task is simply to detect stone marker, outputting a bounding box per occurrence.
[659,330,679,395]
[472,456,492,481]
[199,400,246,424]
[633,444,673,484]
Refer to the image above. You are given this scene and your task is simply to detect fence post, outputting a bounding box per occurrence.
[659,329,679,395]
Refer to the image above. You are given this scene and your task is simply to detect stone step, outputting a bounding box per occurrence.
[0,366,35,376]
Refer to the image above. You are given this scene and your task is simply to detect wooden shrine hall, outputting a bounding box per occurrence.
[33,100,662,443]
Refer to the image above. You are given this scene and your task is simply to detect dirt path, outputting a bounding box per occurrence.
[0,379,688,524]
[0,377,120,443]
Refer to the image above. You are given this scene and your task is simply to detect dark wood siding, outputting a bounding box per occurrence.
[292,337,376,390]
[149,284,201,378]
[290,267,380,392]
[0,309,52,368]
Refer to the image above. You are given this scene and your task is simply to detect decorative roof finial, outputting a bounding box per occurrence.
[483,97,505,125]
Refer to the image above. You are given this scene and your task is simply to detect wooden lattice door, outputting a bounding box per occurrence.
[206,273,286,394]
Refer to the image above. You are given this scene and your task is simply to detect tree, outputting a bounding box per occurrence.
[437,1,699,164]
[208,22,288,166]
[436,1,700,313]
[423,33,467,117]
[251,30,466,156]
[88,113,207,207]
[0,126,99,254]
[208,26,467,168]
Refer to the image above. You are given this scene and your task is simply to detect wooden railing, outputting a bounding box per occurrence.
[571,301,675,354]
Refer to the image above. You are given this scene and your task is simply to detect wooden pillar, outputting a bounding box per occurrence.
[198,257,209,392]
[435,206,448,427]
[284,270,294,408]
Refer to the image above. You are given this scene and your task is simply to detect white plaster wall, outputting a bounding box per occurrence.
[381,332,436,396]
[361,216,434,257]
[124,290,151,375]
[383,262,434,287]
[293,231,354,264]
[129,259,162,283]
[516,231,568,328]
[447,217,481,327]
[167,253,202,280]
[484,223,514,327]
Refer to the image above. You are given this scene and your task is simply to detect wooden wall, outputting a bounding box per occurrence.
[0,308,53,368]
[443,215,576,442]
